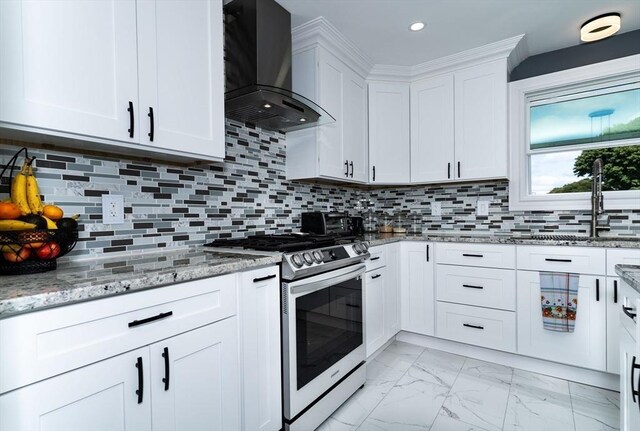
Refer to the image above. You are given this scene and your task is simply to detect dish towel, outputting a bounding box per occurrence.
[540,272,579,332]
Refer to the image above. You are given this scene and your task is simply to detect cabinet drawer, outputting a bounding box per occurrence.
[366,245,386,271]
[436,302,515,352]
[436,265,516,311]
[0,273,238,394]
[517,246,606,274]
[620,280,640,343]
[607,248,640,276]
[435,243,515,269]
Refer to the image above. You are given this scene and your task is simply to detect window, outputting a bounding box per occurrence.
[509,56,640,211]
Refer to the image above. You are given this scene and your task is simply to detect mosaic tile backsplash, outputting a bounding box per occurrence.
[0,120,638,261]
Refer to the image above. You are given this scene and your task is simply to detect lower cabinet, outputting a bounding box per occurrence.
[0,319,241,431]
[620,279,640,431]
[400,242,435,336]
[516,271,606,371]
[384,242,401,340]
[365,266,387,356]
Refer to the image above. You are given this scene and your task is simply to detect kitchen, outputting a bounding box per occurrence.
[0,0,639,430]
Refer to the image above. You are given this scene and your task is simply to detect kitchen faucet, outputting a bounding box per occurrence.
[590,158,610,237]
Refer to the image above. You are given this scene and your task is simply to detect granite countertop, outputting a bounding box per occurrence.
[0,248,281,319]
[363,233,640,249]
[616,265,640,294]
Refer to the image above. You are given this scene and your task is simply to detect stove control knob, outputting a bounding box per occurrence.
[361,242,369,252]
[312,250,323,263]
[352,244,361,254]
[302,252,314,265]
[291,254,304,268]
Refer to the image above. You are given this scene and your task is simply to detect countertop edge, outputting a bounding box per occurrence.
[615,264,640,294]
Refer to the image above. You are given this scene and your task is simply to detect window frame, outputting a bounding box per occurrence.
[508,55,640,211]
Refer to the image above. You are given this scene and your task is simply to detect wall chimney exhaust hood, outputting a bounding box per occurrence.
[224,0,334,132]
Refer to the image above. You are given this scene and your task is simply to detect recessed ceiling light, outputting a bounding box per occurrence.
[409,22,425,32]
[581,13,621,42]
[299,118,306,122]
[263,103,272,108]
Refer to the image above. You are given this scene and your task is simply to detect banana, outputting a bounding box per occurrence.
[11,162,31,216]
[0,220,37,231]
[41,215,58,230]
[26,165,44,215]
[0,244,22,253]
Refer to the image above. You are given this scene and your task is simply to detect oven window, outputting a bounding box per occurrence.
[296,276,363,390]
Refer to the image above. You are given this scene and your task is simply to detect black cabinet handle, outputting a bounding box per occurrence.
[253,274,277,283]
[623,306,637,320]
[463,284,484,290]
[370,256,380,261]
[457,161,461,178]
[632,356,639,403]
[127,101,134,138]
[135,356,144,404]
[462,253,483,258]
[349,161,354,178]
[371,274,382,279]
[148,107,154,142]
[128,311,173,328]
[372,165,376,181]
[344,160,349,177]
[426,244,430,262]
[614,280,618,304]
[596,279,600,301]
[447,162,451,179]
[162,347,170,391]
[345,303,360,308]
[463,323,484,330]
[545,258,572,263]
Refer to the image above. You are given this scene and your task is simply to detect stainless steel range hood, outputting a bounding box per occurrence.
[223,0,334,132]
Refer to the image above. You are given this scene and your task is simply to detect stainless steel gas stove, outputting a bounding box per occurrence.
[204,233,369,430]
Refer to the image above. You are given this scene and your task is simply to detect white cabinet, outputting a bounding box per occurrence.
[365,266,387,356]
[288,46,368,183]
[517,271,606,371]
[239,267,282,431]
[368,81,411,184]
[0,0,225,161]
[411,59,507,183]
[400,242,435,336]
[384,242,401,340]
[620,278,640,431]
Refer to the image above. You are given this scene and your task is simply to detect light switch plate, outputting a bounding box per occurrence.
[102,195,124,224]
[477,200,490,216]
[431,202,442,216]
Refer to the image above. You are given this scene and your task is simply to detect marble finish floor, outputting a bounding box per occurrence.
[317,341,619,431]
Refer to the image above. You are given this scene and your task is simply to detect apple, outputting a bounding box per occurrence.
[3,247,31,263]
[36,242,61,260]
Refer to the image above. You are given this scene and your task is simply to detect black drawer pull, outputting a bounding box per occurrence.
[457,161,461,178]
[128,311,173,328]
[349,161,354,178]
[426,244,430,262]
[463,284,484,290]
[623,306,637,320]
[372,165,376,181]
[127,101,134,138]
[135,356,144,404]
[544,258,572,263]
[253,274,277,283]
[596,279,600,301]
[371,274,382,279]
[462,253,483,258]
[148,107,154,142]
[344,160,349,177]
[632,356,640,403]
[447,162,451,179]
[162,347,170,391]
[370,256,380,261]
[614,280,618,304]
[463,323,484,330]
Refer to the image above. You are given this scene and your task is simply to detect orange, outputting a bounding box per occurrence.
[43,205,64,221]
[0,202,22,220]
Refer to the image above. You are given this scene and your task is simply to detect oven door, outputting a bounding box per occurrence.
[282,263,366,420]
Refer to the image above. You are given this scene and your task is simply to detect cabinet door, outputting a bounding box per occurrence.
[400,242,435,336]
[0,348,151,431]
[343,70,368,182]
[368,81,410,184]
[410,74,454,183]
[150,318,241,431]
[384,243,401,339]
[454,60,507,180]
[240,268,282,431]
[620,325,640,431]
[0,0,139,142]
[365,267,387,357]
[516,271,606,370]
[608,278,621,374]
[137,0,224,159]
[317,49,346,180]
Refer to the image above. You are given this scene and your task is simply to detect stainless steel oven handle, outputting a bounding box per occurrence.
[289,264,366,296]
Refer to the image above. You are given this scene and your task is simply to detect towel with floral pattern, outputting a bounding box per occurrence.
[540,271,579,332]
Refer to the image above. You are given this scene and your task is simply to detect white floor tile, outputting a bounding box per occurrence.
[570,382,620,431]
[431,414,491,431]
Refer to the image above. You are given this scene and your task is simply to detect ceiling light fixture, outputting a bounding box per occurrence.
[580,13,621,42]
[263,103,272,108]
[409,22,425,32]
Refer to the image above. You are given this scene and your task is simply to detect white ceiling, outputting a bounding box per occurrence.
[276,0,640,67]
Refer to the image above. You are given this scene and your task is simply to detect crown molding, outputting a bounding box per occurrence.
[292,17,374,78]
[507,34,529,73]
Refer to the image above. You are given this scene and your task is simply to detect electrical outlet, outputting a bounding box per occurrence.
[477,200,490,216]
[102,195,124,224]
[431,202,442,216]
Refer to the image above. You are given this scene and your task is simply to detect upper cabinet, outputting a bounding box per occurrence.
[287,46,368,183]
[0,0,225,162]
[411,59,508,183]
[368,81,411,184]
